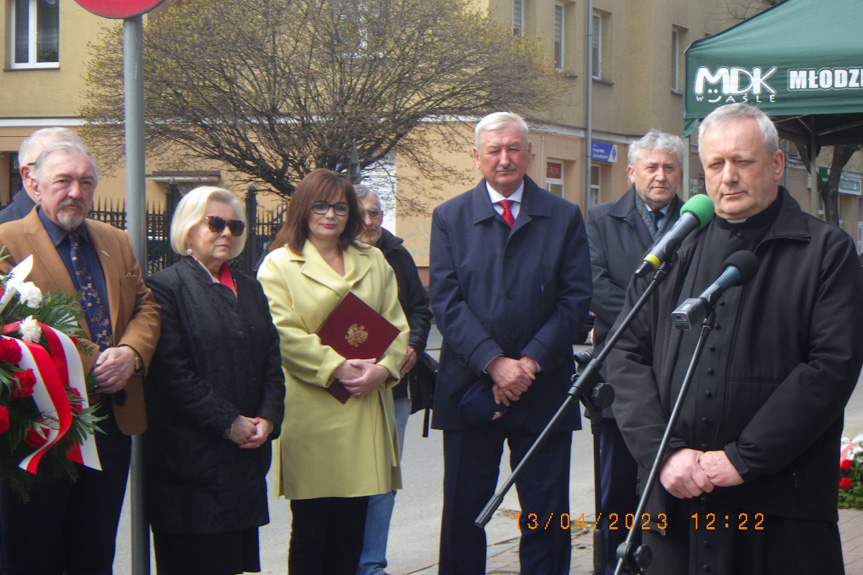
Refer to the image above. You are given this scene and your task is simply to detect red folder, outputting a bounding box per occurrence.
[317,292,400,403]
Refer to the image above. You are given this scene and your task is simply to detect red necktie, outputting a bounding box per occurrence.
[498,200,515,227]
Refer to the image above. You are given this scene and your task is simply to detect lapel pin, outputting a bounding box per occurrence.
[101,251,111,258]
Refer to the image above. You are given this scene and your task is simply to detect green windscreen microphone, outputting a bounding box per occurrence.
[634,194,715,278]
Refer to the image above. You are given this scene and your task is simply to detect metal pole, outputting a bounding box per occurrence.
[683,136,691,200]
[583,0,593,210]
[810,131,819,217]
[123,14,150,575]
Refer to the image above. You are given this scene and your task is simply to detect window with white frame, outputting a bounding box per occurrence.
[554,3,564,69]
[512,0,523,36]
[10,0,59,68]
[591,12,602,79]
[546,161,563,197]
[589,164,601,206]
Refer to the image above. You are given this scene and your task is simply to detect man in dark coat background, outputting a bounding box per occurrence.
[587,129,684,574]
[609,103,863,574]
[430,112,592,574]
[355,186,433,575]
[1,127,82,225]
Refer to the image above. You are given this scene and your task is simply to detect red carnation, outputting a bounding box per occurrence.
[0,406,9,434]
[11,369,36,398]
[840,477,853,490]
[842,459,854,471]
[24,427,47,449]
[0,338,22,365]
[53,360,68,385]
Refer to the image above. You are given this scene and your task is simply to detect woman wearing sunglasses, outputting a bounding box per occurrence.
[258,169,408,575]
[143,186,286,575]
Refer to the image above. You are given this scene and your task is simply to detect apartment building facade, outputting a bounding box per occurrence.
[2,0,861,272]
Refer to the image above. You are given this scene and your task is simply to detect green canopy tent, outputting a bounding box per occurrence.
[683,0,863,211]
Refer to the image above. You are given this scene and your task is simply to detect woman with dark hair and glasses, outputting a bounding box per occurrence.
[258,169,408,575]
[144,186,286,575]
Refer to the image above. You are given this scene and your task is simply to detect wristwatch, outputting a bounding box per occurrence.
[132,351,144,376]
[123,345,144,376]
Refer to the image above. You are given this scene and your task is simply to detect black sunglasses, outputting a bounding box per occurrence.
[204,215,245,236]
[311,201,350,216]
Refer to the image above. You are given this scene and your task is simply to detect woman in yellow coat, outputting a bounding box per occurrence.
[257,169,408,575]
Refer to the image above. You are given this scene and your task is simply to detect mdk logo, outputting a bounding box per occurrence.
[693,66,778,104]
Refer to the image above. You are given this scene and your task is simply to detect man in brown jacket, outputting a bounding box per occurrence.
[0,141,160,575]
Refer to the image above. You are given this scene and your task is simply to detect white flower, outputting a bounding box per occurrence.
[19,316,42,343]
[15,282,43,309]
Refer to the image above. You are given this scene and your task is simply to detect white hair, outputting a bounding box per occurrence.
[170,186,247,258]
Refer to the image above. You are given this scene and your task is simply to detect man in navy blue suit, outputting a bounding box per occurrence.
[587,129,684,574]
[430,112,592,574]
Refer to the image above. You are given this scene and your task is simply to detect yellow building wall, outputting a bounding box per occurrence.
[0,1,101,117]
[4,0,861,262]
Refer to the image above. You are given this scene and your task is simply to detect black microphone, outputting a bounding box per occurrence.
[634,194,715,278]
[672,250,759,330]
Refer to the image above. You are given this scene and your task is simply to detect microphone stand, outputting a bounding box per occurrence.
[611,308,717,575]
[474,260,675,574]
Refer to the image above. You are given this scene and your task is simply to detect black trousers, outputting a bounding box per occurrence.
[438,426,573,575]
[289,496,369,575]
[0,406,131,575]
[644,499,845,575]
[598,416,640,575]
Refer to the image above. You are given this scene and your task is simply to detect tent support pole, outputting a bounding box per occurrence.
[683,136,691,200]
[810,131,819,216]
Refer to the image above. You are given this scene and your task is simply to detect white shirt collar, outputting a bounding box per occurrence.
[486,181,524,207]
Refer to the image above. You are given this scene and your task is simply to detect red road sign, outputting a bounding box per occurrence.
[73,0,165,19]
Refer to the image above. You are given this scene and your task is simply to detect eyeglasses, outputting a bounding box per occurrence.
[204,216,245,236]
[311,201,350,216]
[365,208,383,219]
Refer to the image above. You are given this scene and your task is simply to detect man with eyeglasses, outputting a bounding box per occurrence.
[1,127,83,225]
[354,186,432,575]
[430,112,592,574]
[0,141,160,574]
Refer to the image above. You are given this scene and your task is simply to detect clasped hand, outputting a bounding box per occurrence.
[227,416,273,449]
[335,358,389,398]
[660,448,744,499]
[488,355,537,407]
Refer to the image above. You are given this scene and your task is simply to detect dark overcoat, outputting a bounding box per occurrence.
[144,257,285,534]
[610,188,863,522]
[375,228,433,399]
[587,186,682,351]
[429,176,592,432]
[0,189,36,225]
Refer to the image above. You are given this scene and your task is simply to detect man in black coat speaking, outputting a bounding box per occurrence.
[609,103,863,574]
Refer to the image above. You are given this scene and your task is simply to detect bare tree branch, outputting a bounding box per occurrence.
[80,0,565,204]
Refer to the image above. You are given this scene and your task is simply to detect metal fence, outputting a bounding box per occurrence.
[87,184,286,277]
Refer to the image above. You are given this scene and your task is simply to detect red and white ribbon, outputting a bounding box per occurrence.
[4,321,101,474]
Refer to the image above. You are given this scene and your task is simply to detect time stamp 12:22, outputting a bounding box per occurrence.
[514,512,765,531]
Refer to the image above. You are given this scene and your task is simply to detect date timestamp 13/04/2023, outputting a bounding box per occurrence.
[514,512,765,531]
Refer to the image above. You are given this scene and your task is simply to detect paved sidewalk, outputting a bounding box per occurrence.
[406,508,863,575]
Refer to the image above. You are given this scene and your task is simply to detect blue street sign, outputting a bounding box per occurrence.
[591,142,618,163]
